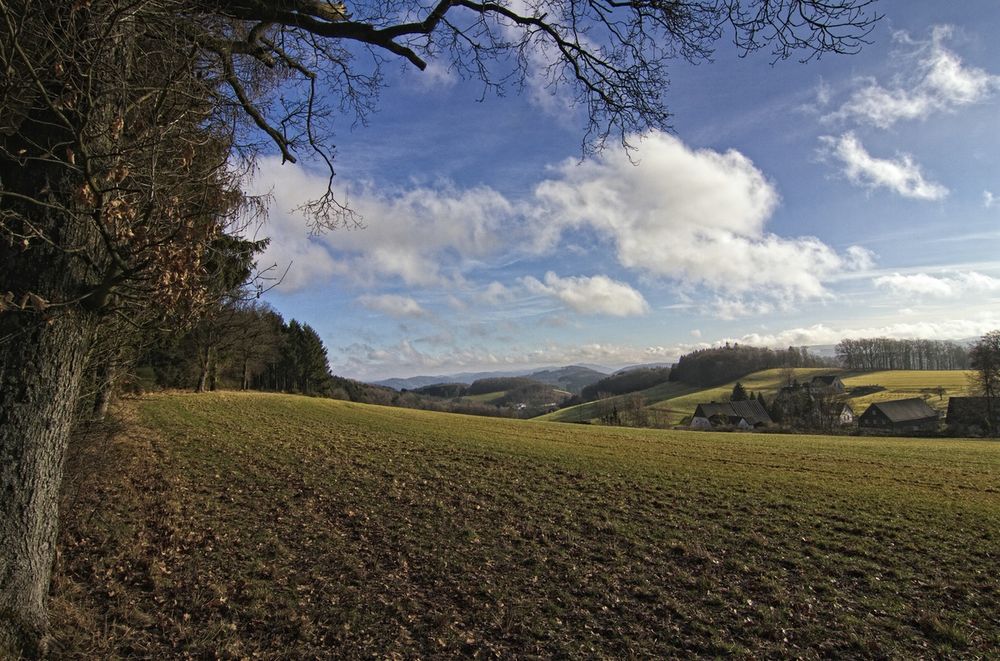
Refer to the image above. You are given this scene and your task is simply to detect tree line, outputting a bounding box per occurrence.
[835,338,969,371]
[669,344,831,387]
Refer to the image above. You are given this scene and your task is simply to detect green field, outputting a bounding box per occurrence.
[52,392,1000,657]
[841,370,974,414]
[460,390,508,404]
[542,368,977,425]
[536,379,700,422]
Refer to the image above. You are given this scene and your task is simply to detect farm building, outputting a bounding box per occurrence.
[829,402,855,426]
[690,400,772,429]
[809,375,845,395]
[858,398,939,434]
[946,397,1000,434]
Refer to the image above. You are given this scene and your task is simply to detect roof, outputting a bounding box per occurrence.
[946,397,1000,423]
[864,398,938,423]
[811,375,842,385]
[831,402,854,416]
[694,400,772,426]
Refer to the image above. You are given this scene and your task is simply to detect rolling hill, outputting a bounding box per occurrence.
[52,392,1000,657]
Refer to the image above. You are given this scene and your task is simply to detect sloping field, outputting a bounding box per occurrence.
[52,392,1000,657]
[841,370,974,414]
[647,368,837,424]
[536,379,700,422]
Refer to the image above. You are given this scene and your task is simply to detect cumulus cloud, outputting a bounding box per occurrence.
[985,191,997,209]
[819,133,948,200]
[534,131,869,302]
[358,294,429,318]
[826,26,1000,128]
[251,132,871,312]
[520,272,649,316]
[873,271,1000,298]
[247,157,525,292]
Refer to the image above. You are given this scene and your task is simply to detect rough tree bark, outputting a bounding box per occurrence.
[0,311,93,657]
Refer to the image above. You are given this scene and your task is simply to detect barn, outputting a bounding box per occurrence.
[858,398,939,434]
[690,400,772,429]
[809,375,845,395]
[946,397,1000,434]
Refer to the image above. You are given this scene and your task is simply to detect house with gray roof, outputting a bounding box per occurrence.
[945,397,1000,434]
[809,375,845,395]
[690,400,772,430]
[858,398,939,434]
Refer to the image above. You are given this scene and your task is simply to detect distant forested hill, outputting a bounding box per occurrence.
[580,367,672,401]
[669,344,831,387]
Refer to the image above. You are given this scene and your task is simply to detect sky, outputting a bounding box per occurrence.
[248,0,1000,382]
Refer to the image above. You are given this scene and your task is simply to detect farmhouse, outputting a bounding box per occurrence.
[690,400,772,429]
[830,402,855,426]
[946,397,1000,434]
[809,375,845,395]
[858,398,939,434]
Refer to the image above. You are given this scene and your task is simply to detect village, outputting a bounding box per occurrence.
[689,374,998,436]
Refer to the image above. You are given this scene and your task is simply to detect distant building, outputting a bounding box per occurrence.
[691,400,772,429]
[830,402,855,426]
[809,375,845,395]
[946,397,1000,434]
[858,398,939,434]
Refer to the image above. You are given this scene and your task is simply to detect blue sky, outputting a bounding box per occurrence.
[251,0,1000,381]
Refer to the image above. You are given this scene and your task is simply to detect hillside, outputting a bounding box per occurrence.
[52,392,1000,657]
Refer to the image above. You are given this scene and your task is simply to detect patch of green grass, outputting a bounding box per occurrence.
[460,390,508,403]
[537,379,699,422]
[841,370,974,414]
[52,392,1000,658]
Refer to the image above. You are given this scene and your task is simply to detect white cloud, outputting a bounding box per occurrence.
[358,294,429,318]
[873,271,1000,298]
[985,191,997,209]
[534,131,869,303]
[248,157,526,292]
[520,272,649,317]
[826,25,1000,128]
[819,132,948,200]
[252,132,872,311]
[480,281,514,305]
[731,316,1000,349]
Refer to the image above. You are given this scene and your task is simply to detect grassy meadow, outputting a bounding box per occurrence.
[51,392,1000,658]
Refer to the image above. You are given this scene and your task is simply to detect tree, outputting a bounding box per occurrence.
[1,0,880,653]
[969,330,1000,436]
[731,381,748,401]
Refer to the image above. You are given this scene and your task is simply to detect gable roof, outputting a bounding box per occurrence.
[694,400,772,426]
[831,402,854,416]
[946,397,1000,424]
[865,398,938,423]
[810,375,842,386]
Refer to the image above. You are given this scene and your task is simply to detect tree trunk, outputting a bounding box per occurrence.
[196,346,211,393]
[92,364,114,421]
[0,310,93,656]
